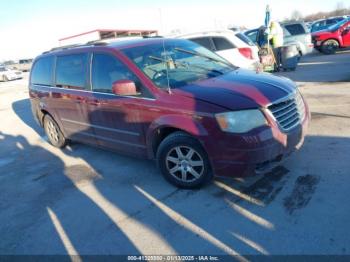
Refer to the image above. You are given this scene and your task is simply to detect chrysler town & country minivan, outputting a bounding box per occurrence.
[29,38,310,188]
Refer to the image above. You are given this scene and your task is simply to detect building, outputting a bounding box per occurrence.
[59,29,158,46]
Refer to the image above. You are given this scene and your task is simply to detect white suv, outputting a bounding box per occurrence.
[176,30,260,70]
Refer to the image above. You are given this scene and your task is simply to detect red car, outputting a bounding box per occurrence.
[312,18,350,54]
[29,38,310,188]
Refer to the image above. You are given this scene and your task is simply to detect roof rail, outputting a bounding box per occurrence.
[42,43,87,54]
[142,35,163,38]
[42,35,150,54]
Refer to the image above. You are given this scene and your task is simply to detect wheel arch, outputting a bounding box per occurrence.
[146,115,209,159]
[38,109,51,126]
[38,109,65,137]
[322,38,340,46]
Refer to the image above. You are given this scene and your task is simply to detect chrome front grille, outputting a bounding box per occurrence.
[267,92,305,132]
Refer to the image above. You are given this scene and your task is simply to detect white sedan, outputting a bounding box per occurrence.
[0,66,23,81]
[175,30,261,70]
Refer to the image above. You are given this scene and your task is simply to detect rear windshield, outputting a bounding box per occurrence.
[235,33,255,46]
[328,18,349,31]
[244,30,258,44]
[284,24,306,35]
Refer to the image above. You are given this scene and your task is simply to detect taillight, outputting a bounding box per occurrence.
[238,47,254,60]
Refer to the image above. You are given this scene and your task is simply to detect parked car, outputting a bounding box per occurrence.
[311,16,347,33]
[176,30,260,70]
[245,21,314,56]
[0,66,22,81]
[312,18,350,54]
[11,59,33,72]
[305,21,313,31]
[29,38,309,188]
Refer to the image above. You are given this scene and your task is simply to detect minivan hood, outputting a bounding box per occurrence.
[174,69,297,110]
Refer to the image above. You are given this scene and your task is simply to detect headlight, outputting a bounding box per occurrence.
[215,109,267,133]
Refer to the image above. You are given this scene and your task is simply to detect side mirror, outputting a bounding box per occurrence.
[342,29,350,35]
[112,80,138,96]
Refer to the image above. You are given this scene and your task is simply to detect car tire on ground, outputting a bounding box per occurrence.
[321,39,339,55]
[43,114,67,148]
[156,131,212,189]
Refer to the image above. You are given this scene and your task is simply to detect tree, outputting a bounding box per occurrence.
[336,2,345,11]
[334,2,347,16]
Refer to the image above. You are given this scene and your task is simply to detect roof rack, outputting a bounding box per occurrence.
[142,35,163,38]
[42,41,109,54]
[42,35,163,54]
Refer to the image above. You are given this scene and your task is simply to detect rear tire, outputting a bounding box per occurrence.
[321,39,339,54]
[43,114,67,148]
[156,132,212,189]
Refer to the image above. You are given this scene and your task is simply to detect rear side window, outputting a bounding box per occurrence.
[212,37,235,51]
[326,18,342,25]
[326,19,335,25]
[190,37,215,51]
[31,56,54,86]
[91,53,145,96]
[284,24,306,35]
[56,54,88,89]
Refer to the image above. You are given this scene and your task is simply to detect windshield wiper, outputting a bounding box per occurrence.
[174,47,235,68]
[148,55,223,76]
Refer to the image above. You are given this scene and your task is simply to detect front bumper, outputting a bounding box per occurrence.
[209,108,310,178]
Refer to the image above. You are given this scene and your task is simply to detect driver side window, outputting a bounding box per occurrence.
[91,53,144,96]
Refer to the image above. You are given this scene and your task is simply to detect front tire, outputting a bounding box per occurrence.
[43,114,67,148]
[156,132,212,189]
[321,39,339,54]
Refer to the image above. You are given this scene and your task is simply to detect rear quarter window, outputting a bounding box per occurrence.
[31,56,54,86]
[284,24,306,35]
[189,37,215,51]
[212,37,235,51]
[56,54,88,89]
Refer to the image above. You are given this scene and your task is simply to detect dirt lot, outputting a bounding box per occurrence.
[0,50,350,258]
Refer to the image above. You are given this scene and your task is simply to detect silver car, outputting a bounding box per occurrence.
[245,21,314,56]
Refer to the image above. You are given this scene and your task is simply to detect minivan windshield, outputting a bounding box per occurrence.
[122,39,235,89]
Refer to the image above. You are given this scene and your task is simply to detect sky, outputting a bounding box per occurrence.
[0,0,344,61]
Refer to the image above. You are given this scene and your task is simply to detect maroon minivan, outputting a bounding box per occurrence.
[29,38,310,188]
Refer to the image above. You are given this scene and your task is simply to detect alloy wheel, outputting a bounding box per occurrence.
[165,146,204,183]
[46,119,60,144]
